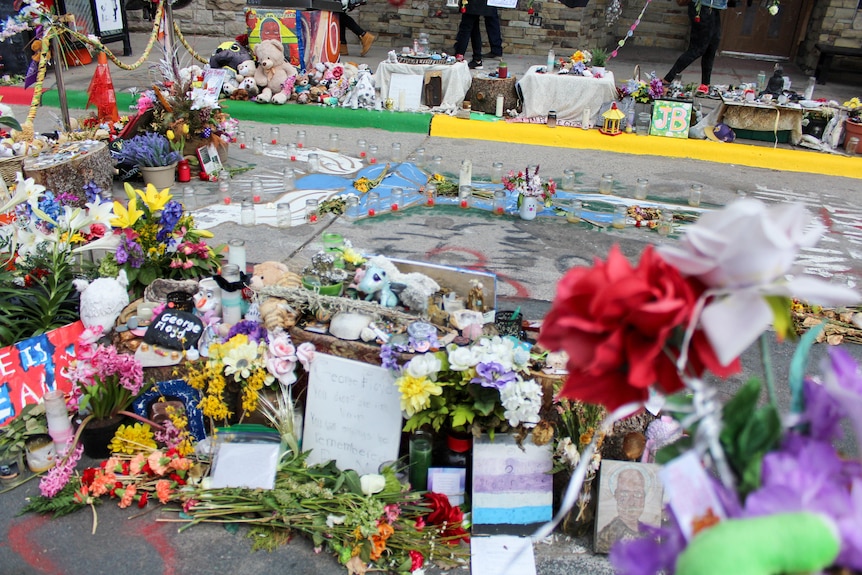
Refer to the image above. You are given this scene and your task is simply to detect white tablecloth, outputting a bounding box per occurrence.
[374,61,472,110]
[517,66,618,124]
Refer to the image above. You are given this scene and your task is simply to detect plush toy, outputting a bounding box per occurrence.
[73,270,130,333]
[247,261,302,291]
[209,40,254,77]
[193,277,222,318]
[342,68,377,110]
[259,297,299,331]
[229,77,258,101]
[357,265,398,307]
[675,512,840,575]
[293,74,311,104]
[362,255,440,311]
[253,39,298,104]
[308,84,329,104]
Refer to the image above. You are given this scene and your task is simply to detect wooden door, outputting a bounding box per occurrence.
[720,0,807,60]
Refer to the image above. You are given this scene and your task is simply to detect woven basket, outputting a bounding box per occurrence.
[0,156,24,184]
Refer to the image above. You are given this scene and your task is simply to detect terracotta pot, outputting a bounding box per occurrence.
[140,163,178,190]
[80,415,125,459]
[844,120,862,154]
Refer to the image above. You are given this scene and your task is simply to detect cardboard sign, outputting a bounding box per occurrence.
[650,100,692,138]
[472,434,553,535]
[387,74,424,111]
[594,460,663,553]
[302,354,401,475]
[0,322,84,427]
[143,310,203,350]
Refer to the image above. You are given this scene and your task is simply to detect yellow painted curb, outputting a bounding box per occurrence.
[430,115,862,180]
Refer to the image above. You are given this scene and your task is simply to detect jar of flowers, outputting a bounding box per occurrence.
[113,132,182,188]
[502,165,556,221]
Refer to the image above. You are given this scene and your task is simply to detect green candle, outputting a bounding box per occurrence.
[409,432,433,491]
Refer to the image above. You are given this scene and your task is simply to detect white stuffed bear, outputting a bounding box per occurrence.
[237,59,256,82]
[342,67,376,110]
[253,39,298,104]
[74,270,130,334]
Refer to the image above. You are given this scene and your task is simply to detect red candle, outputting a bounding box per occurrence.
[290,155,296,161]
[240,143,246,149]
[297,143,304,149]
[360,152,366,158]
[309,214,318,223]
[426,198,435,207]
[223,197,231,205]
[271,139,277,145]
[370,158,377,164]
[368,209,376,217]
[391,203,399,211]
[460,200,469,209]
[253,195,261,203]
[495,206,505,215]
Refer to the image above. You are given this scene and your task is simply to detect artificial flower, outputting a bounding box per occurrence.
[397,373,443,417]
[470,361,517,389]
[405,353,443,379]
[658,199,859,366]
[360,474,386,495]
[110,196,144,228]
[223,340,262,380]
[499,378,542,427]
[108,422,157,455]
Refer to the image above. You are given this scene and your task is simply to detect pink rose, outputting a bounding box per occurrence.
[269,334,297,360]
[266,356,297,385]
[296,342,316,370]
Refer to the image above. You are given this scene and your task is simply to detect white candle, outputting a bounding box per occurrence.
[496,95,504,118]
[459,159,472,188]
[44,390,73,454]
[227,239,246,273]
[582,107,591,130]
[398,89,406,111]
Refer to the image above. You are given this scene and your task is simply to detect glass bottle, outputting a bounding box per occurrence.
[252,135,264,155]
[657,210,673,236]
[328,133,339,153]
[356,139,368,161]
[390,187,404,212]
[283,167,296,191]
[491,162,504,184]
[599,173,614,195]
[458,185,472,209]
[250,178,263,202]
[366,191,380,217]
[276,202,292,227]
[307,152,320,173]
[286,142,298,161]
[305,198,320,224]
[240,200,256,226]
[218,178,230,204]
[413,147,426,167]
[493,189,506,215]
[613,205,627,229]
[424,182,437,207]
[270,126,280,145]
[566,199,582,223]
[561,169,576,191]
[344,195,361,220]
[408,430,433,491]
[236,130,247,149]
[368,145,378,164]
[296,129,306,149]
[689,184,703,207]
[391,142,402,163]
[430,155,443,171]
[182,186,196,211]
[634,178,649,200]
[220,264,243,326]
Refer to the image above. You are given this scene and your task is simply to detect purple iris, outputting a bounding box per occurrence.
[82,181,103,204]
[609,514,687,575]
[470,361,517,389]
[115,235,144,268]
[379,344,401,372]
[802,378,844,441]
[227,320,267,343]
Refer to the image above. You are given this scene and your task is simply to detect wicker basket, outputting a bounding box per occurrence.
[0,156,24,184]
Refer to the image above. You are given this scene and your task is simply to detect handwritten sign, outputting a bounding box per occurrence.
[302,354,401,475]
[0,322,84,427]
[472,433,553,535]
[650,100,692,138]
[143,310,203,350]
[387,73,424,111]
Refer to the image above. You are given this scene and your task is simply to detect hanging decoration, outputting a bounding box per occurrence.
[608,0,653,61]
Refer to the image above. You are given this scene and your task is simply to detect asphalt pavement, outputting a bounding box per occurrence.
[1,32,861,575]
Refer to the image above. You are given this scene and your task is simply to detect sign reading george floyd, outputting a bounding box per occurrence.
[143,310,203,350]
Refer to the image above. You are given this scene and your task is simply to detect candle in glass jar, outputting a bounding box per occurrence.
[493,190,506,215]
[424,182,437,207]
[458,185,471,209]
[409,431,433,491]
[390,187,403,211]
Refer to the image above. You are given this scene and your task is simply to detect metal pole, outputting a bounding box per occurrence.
[50,36,72,132]
[163,0,179,72]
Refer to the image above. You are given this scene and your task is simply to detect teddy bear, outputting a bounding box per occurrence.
[73,270,130,333]
[209,40,256,95]
[293,73,311,104]
[229,77,258,101]
[253,39,298,104]
[247,261,302,291]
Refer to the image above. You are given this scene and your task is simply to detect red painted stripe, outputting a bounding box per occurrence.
[7,515,63,575]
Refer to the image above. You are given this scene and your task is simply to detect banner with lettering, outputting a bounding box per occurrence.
[650,100,692,138]
[0,321,84,427]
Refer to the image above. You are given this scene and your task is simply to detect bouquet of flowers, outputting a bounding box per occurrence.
[502,165,557,206]
[97,182,222,298]
[845,97,861,124]
[618,73,665,104]
[113,132,181,168]
[387,335,548,439]
[537,198,861,573]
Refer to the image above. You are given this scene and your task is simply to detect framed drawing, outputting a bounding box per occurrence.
[197,143,224,178]
[594,460,663,554]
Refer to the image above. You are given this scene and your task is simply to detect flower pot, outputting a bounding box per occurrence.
[302,277,344,297]
[80,415,125,459]
[140,163,178,190]
[591,66,606,77]
[844,120,862,154]
[519,196,540,220]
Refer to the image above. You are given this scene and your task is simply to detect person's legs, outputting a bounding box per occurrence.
[454,13,478,57]
[700,7,722,85]
[340,12,375,56]
[469,18,483,64]
[484,12,503,57]
[339,15,349,55]
[663,2,712,83]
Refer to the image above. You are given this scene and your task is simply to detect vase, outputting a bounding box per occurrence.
[519,196,540,220]
[140,163,178,190]
[591,66,606,77]
[844,120,862,154]
[80,415,125,459]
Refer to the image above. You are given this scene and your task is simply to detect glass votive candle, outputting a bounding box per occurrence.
[366,191,380,217]
[286,143,298,161]
[305,198,320,224]
[634,178,649,201]
[218,178,230,202]
[613,205,627,229]
[424,182,437,207]
[409,430,433,491]
[329,133,339,152]
[283,167,296,191]
[657,210,673,236]
[599,173,614,195]
[276,202,292,227]
[493,189,506,215]
[414,147,426,166]
[430,155,443,171]
[368,145,378,164]
[241,200,256,226]
[236,130,247,149]
[356,138,367,160]
[391,142,402,163]
[307,152,321,173]
[458,185,472,209]
[390,187,404,211]
[491,162,504,184]
[566,199,582,223]
[296,129,306,149]
[561,168,576,191]
[689,184,703,207]
[252,136,264,155]
[250,178,263,201]
[344,195,361,220]
[322,232,344,253]
[182,186,196,211]
[270,126,280,145]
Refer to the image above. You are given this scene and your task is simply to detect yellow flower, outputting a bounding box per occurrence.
[223,341,260,380]
[341,247,365,267]
[111,197,144,228]
[166,129,176,141]
[182,123,190,135]
[397,373,442,417]
[136,183,173,212]
[108,422,157,454]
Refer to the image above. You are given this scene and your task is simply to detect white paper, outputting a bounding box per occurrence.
[488,0,517,7]
[471,536,537,575]
[209,443,281,490]
[387,74,424,110]
[428,467,466,506]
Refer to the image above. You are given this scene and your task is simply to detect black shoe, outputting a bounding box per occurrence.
[487,52,503,58]
[468,59,483,69]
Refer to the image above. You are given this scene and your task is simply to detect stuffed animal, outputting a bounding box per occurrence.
[293,73,311,104]
[342,68,377,110]
[253,39,298,104]
[259,297,298,331]
[229,77,258,101]
[209,40,254,77]
[309,84,329,104]
[74,270,130,333]
[357,265,399,307]
[362,256,440,311]
[247,261,302,291]
[237,59,256,82]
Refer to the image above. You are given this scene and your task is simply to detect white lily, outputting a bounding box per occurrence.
[84,199,116,226]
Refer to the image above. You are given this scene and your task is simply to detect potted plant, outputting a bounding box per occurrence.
[114,132,182,188]
[502,165,557,221]
[843,97,861,154]
[301,251,349,296]
[591,47,608,75]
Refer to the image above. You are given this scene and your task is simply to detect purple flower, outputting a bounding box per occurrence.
[470,361,518,389]
[837,478,862,570]
[610,513,687,575]
[82,181,103,204]
[38,443,84,497]
[802,378,844,441]
[116,235,144,268]
[380,344,400,371]
[228,320,266,343]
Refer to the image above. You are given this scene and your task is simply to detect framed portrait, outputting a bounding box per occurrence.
[593,460,664,554]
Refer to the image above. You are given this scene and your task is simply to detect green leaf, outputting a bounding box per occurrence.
[342,469,363,496]
[655,436,694,464]
[450,404,475,429]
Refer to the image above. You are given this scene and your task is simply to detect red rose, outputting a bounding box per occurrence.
[528,7,534,13]
[423,492,453,525]
[409,550,424,571]
[539,245,739,410]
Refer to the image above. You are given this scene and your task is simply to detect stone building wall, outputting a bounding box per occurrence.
[799,0,862,73]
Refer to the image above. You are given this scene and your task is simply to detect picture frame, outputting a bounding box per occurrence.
[197,143,225,178]
[593,460,663,554]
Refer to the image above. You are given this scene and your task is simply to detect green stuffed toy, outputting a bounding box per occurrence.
[676,512,840,575]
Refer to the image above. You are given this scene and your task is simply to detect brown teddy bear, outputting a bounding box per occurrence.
[253,39,298,104]
[247,261,302,291]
